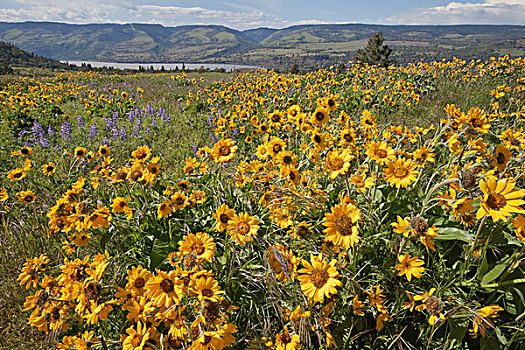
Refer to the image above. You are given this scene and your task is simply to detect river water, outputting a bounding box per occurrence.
[62,60,258,72]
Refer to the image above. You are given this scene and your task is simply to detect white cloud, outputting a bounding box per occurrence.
[0,0,129,23]
[0,1,301,29]
[382,0,525,25]
[134,5,328,29]
[0,1,332,29]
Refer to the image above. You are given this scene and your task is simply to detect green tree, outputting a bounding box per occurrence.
[356,31,393,67]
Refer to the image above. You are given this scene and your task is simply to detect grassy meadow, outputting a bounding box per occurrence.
[1,57,525,349]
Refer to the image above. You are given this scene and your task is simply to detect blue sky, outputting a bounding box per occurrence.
[0,1,523,29]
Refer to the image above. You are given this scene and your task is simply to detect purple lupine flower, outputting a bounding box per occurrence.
[31,120,43,138]
[192,144,198,157]
[251,153,258,160]
[88,123,97,139]
[133,118,142,137]
[102,137,109,146]
[210,131,218,142]
[112,127,119,140]
[146,128,150,135]
[207,113,213,127]
[177,103,182,112]
[61,119,72,142]
[128,110,135,123]
[233,128,238,137]
[151,117,157,128]
[40,136,50,148]
[31,121,50,148]
[77,115,84,132]
[48,126,55,136]
[120,126,127,140]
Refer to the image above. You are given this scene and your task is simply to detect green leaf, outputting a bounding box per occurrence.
[149,245,169,269]
[447,318,468,342]
[481,262,508,286]
[435,227,473,242]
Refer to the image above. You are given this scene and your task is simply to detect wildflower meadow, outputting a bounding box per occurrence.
[1,57,525,349]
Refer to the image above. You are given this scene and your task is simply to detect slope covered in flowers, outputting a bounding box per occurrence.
[1,57,525,349]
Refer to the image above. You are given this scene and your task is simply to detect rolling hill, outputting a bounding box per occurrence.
[0,21,524,69]
[0,41,72,71]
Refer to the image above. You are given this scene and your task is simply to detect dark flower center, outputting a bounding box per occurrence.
[315,111,325,121]
[280,332,292,344]
[219,213,230,224]
[238,224,250,234]
[167,337,183,349]
[191,243,205,255]
[203,335,212,345]
[393,166,409,178]
[330,157,344,171]
[486,193,506,210]
[219,146,231,156]
[471,118,483,128]
[296,225,308,237]
[51,307,61,320]
[460,169,477,189]
[425,295,442,316]
[149,166,159,174]
[375,149,387,158]
[204,302,220,323]
[56,219,65,228]
[130,170,142,181]
[335,215,353,236]
[410,216,428,235]
[160,278,174,293]
[496,152,506,164]
[201,288,214,297]
[116,171,127,180]
[84,281,102,300]
[134,277,145,288]
[310,268,329,288]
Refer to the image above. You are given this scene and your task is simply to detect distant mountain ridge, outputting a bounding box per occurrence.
[0,21,524,68]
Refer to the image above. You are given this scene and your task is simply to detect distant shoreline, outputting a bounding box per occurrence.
[62,60,259,72]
